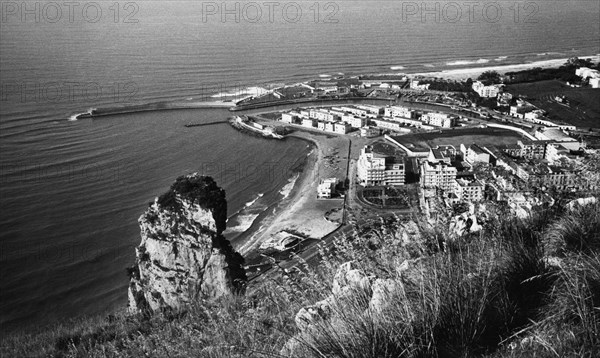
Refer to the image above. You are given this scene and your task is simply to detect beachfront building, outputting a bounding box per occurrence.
[360,126,380,138]
[453,178,484,202]
[384,105,417,119]
[421,112,456,128]
[420,149,457,191]
[472,81,502,98]
[317,178,338,199]
[357,146,405,186]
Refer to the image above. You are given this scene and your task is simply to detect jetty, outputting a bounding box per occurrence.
[184,121,227,128]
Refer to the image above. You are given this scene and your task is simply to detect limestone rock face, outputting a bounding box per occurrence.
[127,174,246,313]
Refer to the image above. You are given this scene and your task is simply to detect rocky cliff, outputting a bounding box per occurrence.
[128,174,246,313]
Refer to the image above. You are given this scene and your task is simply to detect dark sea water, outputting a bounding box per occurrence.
[1,1,598,332]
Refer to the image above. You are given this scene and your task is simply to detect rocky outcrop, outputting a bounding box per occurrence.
[128,174,246,313]
[282,259,425,356]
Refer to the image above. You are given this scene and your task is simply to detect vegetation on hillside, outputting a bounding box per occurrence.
[2,200,599,357]
[504,58,600,84]
[477,71,502,85]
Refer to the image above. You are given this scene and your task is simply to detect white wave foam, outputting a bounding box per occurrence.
[279,173,299,199]
[68,108,95,121]
[319,74,331,78]
[245,193,264,208]
[227,213,261,233]
[423,64,435,68]
[446,58,490,66]
[494,56,508,61]
[390,66,406,70]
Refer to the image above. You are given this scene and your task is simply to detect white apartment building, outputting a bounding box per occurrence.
[309,109,340,122]
[341,114,367,128]
[355,104,384,115]
[420,149,457,191]
[281,112,300,124]
[472,81,502,98]
[371,118,411,133]
[454,178,484,202]
[302,118,317,128]
[421,112,456,128]
[317,178,338,199]
[334,122,351,134]
[357,146,405,186]
[461,144,491,164]
[339,106,369,117]
[384,106,416,119]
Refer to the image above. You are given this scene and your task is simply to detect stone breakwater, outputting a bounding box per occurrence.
[128,174,246,312]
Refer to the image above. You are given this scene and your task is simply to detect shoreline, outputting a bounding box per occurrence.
[234,137,319,255]
[236,130,347,256]
[405,55,600,81]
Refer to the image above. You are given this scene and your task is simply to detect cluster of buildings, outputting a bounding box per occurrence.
[356,133,589,209]
[280,104,459,136]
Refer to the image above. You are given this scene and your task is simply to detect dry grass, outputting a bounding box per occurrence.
[2,200,599,357]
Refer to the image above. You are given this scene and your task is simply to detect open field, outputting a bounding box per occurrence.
[391,127,526,151]
[505,80,600,128]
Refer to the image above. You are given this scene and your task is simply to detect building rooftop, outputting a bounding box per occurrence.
[469,144,487,154]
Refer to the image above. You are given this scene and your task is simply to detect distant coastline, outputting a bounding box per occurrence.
[70,54,599,121]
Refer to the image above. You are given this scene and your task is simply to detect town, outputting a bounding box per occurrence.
[232,59,599,257]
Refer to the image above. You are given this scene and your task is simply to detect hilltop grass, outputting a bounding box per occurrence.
[2,200,599,357]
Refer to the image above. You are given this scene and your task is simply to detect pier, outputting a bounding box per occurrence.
[184,121,227,127]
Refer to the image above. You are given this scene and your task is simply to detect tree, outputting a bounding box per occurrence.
[477,70,501,85]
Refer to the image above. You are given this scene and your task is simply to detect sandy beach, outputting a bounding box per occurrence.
[237,129,350,255]
[409,55,600,81]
